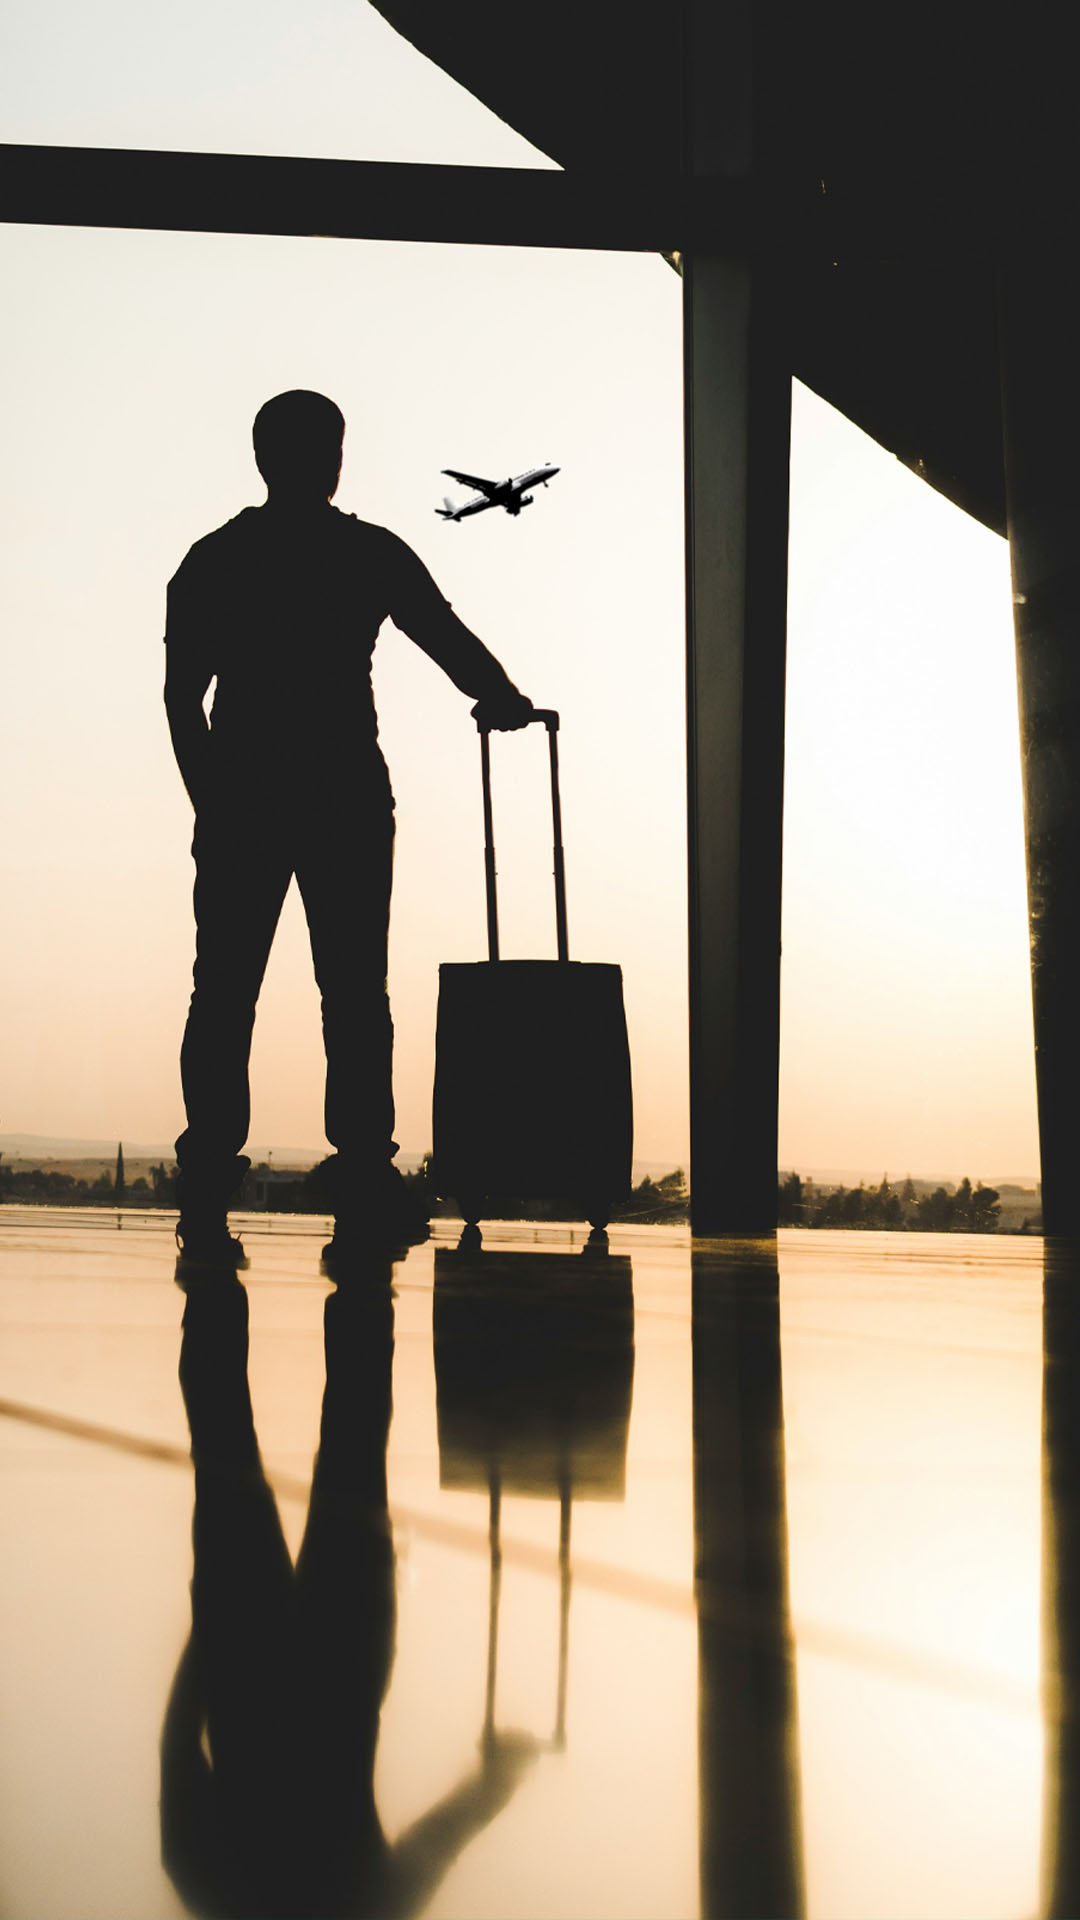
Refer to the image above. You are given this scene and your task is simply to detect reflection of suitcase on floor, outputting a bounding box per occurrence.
[432,712,633,1230]
[433,1247,635,1747]
[433,1247,635,1500]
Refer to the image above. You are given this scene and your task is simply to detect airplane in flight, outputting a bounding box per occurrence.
[436,463,560,521]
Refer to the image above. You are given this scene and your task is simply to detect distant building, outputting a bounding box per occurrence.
[239,1163,315,1212]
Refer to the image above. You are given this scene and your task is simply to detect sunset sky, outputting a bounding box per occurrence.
[0,0,1038,1182]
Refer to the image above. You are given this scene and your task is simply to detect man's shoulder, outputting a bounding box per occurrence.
[333,510,412,561]
[169,506,425,593]
[171,508,261,582]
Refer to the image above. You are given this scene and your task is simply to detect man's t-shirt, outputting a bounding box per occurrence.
[165,502,517,799]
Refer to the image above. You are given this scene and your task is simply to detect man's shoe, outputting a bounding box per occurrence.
[333,1166,430,1252]
[372,1165,431,1245]
[174,1157,251,1268]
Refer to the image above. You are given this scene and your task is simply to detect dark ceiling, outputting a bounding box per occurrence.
[372,3,1074,539]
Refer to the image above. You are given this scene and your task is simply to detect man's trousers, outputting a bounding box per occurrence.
[175,795,396,1201]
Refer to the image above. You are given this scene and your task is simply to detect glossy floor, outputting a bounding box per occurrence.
[0,1208,1070,1918]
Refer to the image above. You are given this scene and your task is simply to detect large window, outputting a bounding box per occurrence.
[0,223,687,1167]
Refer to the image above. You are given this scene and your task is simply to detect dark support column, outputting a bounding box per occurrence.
[684,253,792,1234]
[1000,263,1080,1236]
[682,0,792,1234]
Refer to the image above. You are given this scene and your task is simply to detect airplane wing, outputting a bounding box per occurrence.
[442,469,500,496]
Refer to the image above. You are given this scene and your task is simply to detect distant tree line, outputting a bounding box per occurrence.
[0,1157,176,1206]
[0,1151,690,1224]
[615,1168,690,1223]
[6,1152,1029,1236]
[301,1158,691,1224]
[776,1172,1027,1232]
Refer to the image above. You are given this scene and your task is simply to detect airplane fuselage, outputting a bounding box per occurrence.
[437,463,560,521]
[505,465,558,497]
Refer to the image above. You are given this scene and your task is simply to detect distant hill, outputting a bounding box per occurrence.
[2,1133,690,1185]
[0,1132,327,1167]
[781,1164,1040,1192]
[3,1137,1037,1193]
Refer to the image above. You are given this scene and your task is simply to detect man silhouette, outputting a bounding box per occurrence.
[165,390,534,1260]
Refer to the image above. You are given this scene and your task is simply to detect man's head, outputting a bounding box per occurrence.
[252,390,345,501]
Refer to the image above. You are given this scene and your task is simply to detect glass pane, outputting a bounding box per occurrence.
[0,0,558,166]
[780,383,1037,1193]
[0,223,687,1174]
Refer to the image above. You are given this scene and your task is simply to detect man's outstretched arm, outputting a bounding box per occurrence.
[387,536,536,730]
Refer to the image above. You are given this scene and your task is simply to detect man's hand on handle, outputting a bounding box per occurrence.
[471,688,535,732]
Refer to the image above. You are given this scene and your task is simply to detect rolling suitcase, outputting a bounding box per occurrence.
[432,711,632,1230]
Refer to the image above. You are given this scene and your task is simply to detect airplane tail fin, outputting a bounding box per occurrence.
[435,496,459,520]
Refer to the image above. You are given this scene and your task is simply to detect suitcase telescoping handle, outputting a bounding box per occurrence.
[476,709,568,965]
[482,1472,571,1753]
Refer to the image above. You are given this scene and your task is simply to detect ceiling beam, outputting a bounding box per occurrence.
[0,142,707,253]
[3,141,1005,261]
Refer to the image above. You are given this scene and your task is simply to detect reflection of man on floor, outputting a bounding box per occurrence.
[165,390,534,1260]
[162,1274,537,1918]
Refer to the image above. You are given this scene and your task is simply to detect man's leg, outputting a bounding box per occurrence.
[296,803,425,1244]
[295,804,395,1165]
[175,816,293,1248]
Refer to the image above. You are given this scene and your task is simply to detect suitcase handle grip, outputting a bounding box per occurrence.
[474,708,559,734]
[476,711,569,964]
